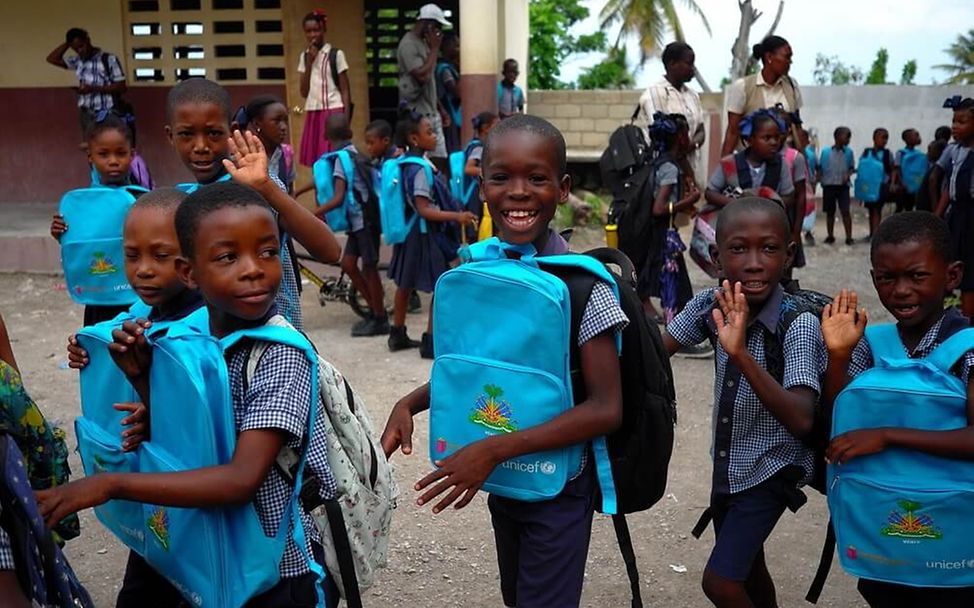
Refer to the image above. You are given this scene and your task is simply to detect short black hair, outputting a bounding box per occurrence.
[901,128,918,142]
[175,182,272,259]
[834,126,851,139]
[484,113,567,175]
[86,112,133,146]
[65,28,88,44]
[954,97,974,119]
[166,78,232,124]
[873,127,888,138]
[935,125,952,142]
[325,112,353,141]
[752,35,789,62]
[235,94,283,130]
[871,211,953,264]
[661,42,693,67]
[472,111,498,133]
[130,187,186,215]
[503,58,518,71]
[715,196,791,244]
[365,119,393,139]
[395,107,425,149]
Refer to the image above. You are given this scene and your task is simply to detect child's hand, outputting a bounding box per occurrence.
[380,402,415,458]
[116,402,148,451]
[50,215,67,240]
[224,130,270,191]
[35,476,112,528]
[66,334,88,369]
[415,441,499,514]
[827,428,888,465]
[457,211,477,226]
[712,280,749,360]
[109,319,153,379]
[821,289,867,357]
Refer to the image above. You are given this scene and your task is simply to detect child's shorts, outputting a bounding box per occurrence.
[822,185,851,214]
[343,226,380,267]
[487,463,596,608]
[857,578,974,608]
[706,467,807,582]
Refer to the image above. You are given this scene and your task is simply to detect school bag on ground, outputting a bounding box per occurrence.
[59,185,146,306]
[314,149,359,232]
[826,324,974,589]
[379,156,432,245]
[241,315,398,608]
[0,428,94,608]
[855,149,885,203]
[899,148,929,194]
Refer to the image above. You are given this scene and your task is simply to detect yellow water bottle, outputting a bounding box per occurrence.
[605,223,618,248]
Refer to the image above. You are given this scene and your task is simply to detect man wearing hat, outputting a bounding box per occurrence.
[397,3,452,166]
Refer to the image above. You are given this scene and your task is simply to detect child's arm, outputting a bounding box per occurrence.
[821,290,868,406]
[415,195,476,226]
[934,187,950,218]
[792,179,806,245]
[713,281,816,438]
[224,130,341,263]
[380,382,430,457]
[50,215,66,241]
[108,319,154,407]
[45,41,71,69]
[704,165,734,207]
[338,69,352,118]
[414,331,623,513]
[314,175,346,218]
[463,156,480,178]
[704,188,734,207]
[293,182,315,199]
[652,184,698,217]
[929,165,946,215]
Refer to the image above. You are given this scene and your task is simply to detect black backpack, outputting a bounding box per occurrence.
[543,247,677,608]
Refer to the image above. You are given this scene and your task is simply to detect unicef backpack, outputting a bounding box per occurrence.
[59,186,146,306]
[448,139,480,212]
[827,324,974,589]
[430,238,619,510]
[379,156,431,245]
[313,150,359,233]
[900,148,929,194]
[242,315,397,608]
[855,150,885,203]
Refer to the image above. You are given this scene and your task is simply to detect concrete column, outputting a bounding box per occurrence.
[459,0,499,143]
[500,0,529,109]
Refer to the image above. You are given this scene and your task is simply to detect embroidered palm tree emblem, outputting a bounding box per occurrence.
[89,251,117,275]
[470,384,518,433]
[147,507,171,551]
[881,500,943,540]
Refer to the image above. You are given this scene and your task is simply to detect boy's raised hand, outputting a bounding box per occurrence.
[116,402,148,451]
[821,289,867,356]
[109,319,153,379]
[224,129,270,190]
[712,280,749,360]
[66,334,88,369]
[415,441,497,514]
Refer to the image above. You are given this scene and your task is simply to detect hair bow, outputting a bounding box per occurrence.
[96,108,135,125]
[232,105,249,130]
[740,108,786,138]
[944,95,963,109]
[648,111,680,150]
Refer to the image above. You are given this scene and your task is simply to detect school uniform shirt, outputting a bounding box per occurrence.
[845,308,974,383]
[791,151,809,184]
[0,526,12,570]
[468,145,484,164]
[937,143,974,201]
[638,78,704,156]
[820,147,855,186]
[64,50,126,112]
[331,142,370,232]
[725,73,803,116]
[265,175,304,332]
[654,161,680,203]
[667,286,824,494]
[706,155,795,196]
[297,44,348,111]
[497,83,525,116]
[227,339,338,579]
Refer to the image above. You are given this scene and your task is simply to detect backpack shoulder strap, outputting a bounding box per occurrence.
[734,152,752,188]
[864,324,904,362]
[329,47,341,89]
[782,76,798,110]
[926,328,974,374]
[763,154,783,190]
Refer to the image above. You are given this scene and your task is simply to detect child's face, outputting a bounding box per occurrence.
[253,103,288,148]
[871,240,962,332]
[905,130,921,147]
[166,102,231,184]
[304,19,325,48]
[873,131,889,149]
[835,130,851,147]
[481,130,569,246]
[749,121,781,161]
[180,205,282,332]
[675,127,691,155]
[478,118,500,139]
[713,210,792,307]
[364,131,391,160]
[123,206,185,308]
[410,118,438,152]
[502,62,519,84]
[952,109,974,144]
[88,129,134,186]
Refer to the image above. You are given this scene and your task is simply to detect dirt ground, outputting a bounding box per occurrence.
[0,216,889,607]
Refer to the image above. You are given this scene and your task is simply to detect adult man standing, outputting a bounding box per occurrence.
[46,28,128,143]
[398,4,452,167]
[637,42,705,169]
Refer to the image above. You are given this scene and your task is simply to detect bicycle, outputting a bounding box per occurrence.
[295,252,379,320]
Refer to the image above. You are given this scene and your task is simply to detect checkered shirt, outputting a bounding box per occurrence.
[667,286,824,494]
[269,174,304,331]
[0,524,13,570]
[846,308,974,383]
[227,341,338,578]
[64,51,125,111]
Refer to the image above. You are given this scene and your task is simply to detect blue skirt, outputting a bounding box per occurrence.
[388,222,457,293]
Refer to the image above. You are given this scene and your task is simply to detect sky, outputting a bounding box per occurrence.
[558,0,973,90]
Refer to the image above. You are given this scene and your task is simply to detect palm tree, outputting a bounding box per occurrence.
[935,29,974,84]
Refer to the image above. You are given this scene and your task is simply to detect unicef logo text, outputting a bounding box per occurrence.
[500,460,557,475]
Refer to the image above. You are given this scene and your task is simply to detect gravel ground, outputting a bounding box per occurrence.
[1,211,889,607]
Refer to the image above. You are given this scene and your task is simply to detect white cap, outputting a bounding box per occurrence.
[418,3,451,27]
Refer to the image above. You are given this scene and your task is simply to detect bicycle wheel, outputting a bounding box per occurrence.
[347,285,371,319]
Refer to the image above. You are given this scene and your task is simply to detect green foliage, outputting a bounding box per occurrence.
[529,0,606,89]
[577,47,636,90]
[865,48,890,85]
[900,60,917,85]
[813,53,863,86]
[584,193,606,226]
[600,0,711,65]
[935,29,974,84]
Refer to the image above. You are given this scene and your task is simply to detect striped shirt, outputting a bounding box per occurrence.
[64,50,125,111]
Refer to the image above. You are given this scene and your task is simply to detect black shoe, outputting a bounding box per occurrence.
[388,326,420,351]
[372,316,391,335]
[350,315,373,336]
[824,235,836,244]
[408,290,422,313]
[804,231,815,247]
[420,332,434,359]
[352,316,390,337]
[676,342,714,359]
[846,237,855,246]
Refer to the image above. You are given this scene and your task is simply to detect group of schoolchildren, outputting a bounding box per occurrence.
[0,45,972,605]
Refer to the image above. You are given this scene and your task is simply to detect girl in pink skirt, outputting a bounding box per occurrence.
[297,10,351,166]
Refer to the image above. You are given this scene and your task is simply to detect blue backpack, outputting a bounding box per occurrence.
[175,172,232,194]
[379,156,432,245]
[429,238,619,512]
[855,149,886,203]
[827,324,974,588]
[448,139,481,212]
[900,148,929,194]
[58,186,147,306]
[313,150,359,232]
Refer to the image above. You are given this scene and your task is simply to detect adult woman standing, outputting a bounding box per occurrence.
[721,35,807,156]
[297,10,351,166]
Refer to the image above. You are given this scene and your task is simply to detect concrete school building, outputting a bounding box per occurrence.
[0,0,527,204]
